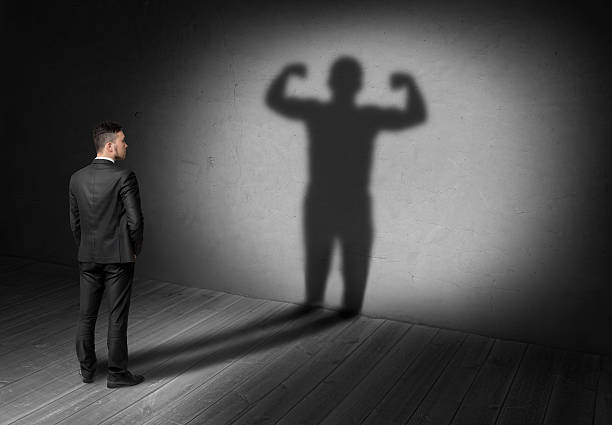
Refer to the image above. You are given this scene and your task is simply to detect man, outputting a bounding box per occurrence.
[69,121,145,388]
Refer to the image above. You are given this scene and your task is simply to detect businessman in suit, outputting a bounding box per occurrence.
[69,121,144,388]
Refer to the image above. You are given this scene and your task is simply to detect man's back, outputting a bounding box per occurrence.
[69,158,143,263]
[72,122,145,387]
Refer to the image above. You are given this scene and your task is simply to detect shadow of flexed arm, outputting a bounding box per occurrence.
[266,63,319,120]
[369,72,427,130]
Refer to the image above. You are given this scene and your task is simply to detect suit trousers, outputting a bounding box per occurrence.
[76,262,134,376]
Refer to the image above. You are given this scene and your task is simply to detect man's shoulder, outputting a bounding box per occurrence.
[70,164,91,181]
[113,165,133,174]
[118,167,136,180]
[114,167,139,187]
[98,165,136,184]
[70,162,135,181]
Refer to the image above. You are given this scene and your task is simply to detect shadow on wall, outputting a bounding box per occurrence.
[266,56,427,315]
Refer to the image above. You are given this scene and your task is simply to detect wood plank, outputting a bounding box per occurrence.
[359,329,466,425]
[195,311,363,423]
[14,296,266,425]
[1,275,74,310]
[405,334,494,425]
[276,320,410,425]
[140,307,344,425]
[450,339,526,425]
[1,257,607,425]
[542,350,600,425]
[0,280,169,389]
[57,300,287,425]
[194,313,381,423]
[0,256,36,274]
[1,283,215,395]
[0,281,182,382]
[69,298,283,425]
[2,292,239,424]
[1,273,146,318]
[1,267,76,307]
[0,263,71,280]
[0,284,224,409]
[0,261,74,291]
[320,324,437,425]
[0,269,143,310]
[496,344,564,425]
[595,356,612,425]
[0,284,78,328]
[139,305,323,425]
[0,261,74,287]
[0,304,78,347]
[0,279,166,358]
[1,291,239,424]
[214,317,383,423]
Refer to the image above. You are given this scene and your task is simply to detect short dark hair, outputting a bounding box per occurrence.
[93,121,123,153]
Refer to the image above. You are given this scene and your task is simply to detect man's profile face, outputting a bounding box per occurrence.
[112,131,128,160]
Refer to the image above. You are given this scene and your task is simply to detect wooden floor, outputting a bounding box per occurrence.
[0,257,610,425]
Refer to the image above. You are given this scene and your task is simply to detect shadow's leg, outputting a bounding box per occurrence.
[339,195,373,315]
[304,194,335,306]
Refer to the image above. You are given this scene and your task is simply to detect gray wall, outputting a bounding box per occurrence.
[4,0,612,354]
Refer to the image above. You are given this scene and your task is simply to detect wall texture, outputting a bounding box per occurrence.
[4,0,612,354]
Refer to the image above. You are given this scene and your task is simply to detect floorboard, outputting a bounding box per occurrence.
[450,339,526,425]
[278,320,409,425]
[495,344,564,425]
[193,315,378,425]
[595,356,612,425]
[320,324,437,425]
[142,306,346,425]
[405,334,494,425]
[360,329,466,425]
[542,351,600,425]
[209,310,356,425]
[1,285,226,424]
[0,256,607,425]
[7,293,240,425]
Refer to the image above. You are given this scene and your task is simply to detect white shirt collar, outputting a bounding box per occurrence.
[95,156,115,163]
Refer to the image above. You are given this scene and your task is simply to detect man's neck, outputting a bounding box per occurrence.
[95,155,115,163]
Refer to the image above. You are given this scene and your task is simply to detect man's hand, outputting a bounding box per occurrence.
[390,72,413,89]
[284,63,307,78]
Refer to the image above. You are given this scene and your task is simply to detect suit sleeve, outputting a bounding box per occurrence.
[68,178,81,246]
[120,171,144,256]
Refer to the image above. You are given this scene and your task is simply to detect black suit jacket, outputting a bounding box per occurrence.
[69,159,144,263]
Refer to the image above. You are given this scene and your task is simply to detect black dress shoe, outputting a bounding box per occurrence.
[79,369,95,383]
[107,371,145,388]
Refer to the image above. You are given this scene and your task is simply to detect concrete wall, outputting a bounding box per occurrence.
[4,0,612,354]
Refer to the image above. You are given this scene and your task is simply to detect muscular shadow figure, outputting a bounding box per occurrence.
[267,56,426,315]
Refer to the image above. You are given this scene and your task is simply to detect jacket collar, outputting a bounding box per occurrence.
[91,158,116,166]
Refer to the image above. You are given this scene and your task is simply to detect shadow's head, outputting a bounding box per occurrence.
[328,56,362,102]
